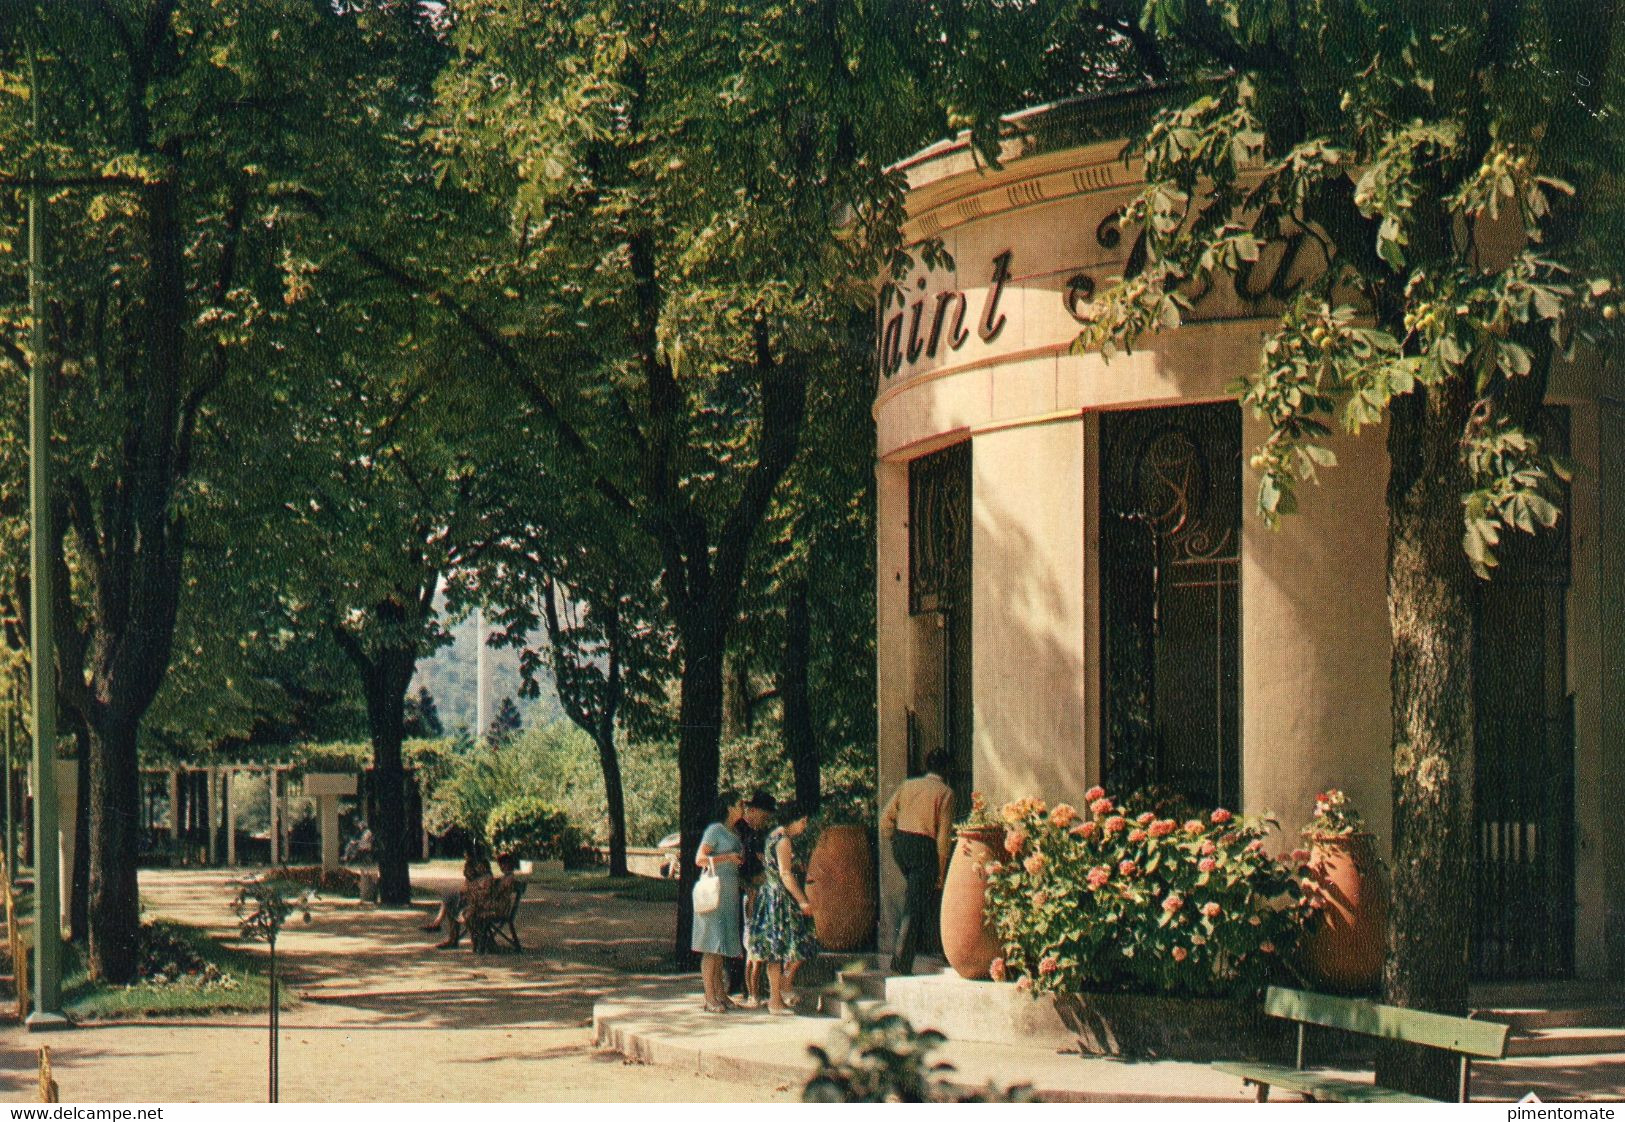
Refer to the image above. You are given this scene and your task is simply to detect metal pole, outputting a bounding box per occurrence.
[25,45,66,1031]
[5,689,15,884]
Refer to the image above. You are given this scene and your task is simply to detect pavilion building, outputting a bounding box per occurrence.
[872,93,1625,983]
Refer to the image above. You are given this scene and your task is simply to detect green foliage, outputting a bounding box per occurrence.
[982,790,1308,999]
[718,732,876,823]
[1073,6,1623,577]
[422,721,677,848]
[486,795,577,860]
[804,983,1035,1103]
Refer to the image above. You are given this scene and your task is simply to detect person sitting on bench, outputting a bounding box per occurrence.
[461,852,521,949]
[423,853,491,948]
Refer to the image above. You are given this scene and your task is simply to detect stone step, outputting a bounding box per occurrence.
[1503,1027,1625,1057]
[1475,1006,1625,1032]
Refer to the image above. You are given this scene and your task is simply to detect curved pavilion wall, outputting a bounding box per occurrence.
[873,99,1623,981]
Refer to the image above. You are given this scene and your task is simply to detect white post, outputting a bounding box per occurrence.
[167,768,179,841]
[475,607,489,739]
[204,767,217,866]
[269,767,281,866]
[225,768,237,867]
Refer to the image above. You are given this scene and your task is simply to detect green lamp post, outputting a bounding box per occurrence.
[25,43,66,1032]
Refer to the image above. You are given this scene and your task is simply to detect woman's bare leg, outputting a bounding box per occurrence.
[766,961,787,1012]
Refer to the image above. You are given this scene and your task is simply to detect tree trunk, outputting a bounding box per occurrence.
[781,578,820,812]
[70,721,89,943]
[673,621,726,970]
[1375,383,1478,1099]
[362,658,415,906]
[596,726,629,878]
[86,714,143,983]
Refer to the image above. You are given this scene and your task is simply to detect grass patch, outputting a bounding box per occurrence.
[528,869,680,903]
[61,920,292,1020]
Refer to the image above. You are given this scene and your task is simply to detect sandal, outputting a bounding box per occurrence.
[703,1000,730,1014]
[767,1005,795,1017]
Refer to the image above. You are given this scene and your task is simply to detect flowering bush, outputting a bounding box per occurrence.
[981,787,1310,999]
[1302,789,1367,839]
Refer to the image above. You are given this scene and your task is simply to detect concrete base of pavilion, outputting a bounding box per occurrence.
[593,969,1625,1102]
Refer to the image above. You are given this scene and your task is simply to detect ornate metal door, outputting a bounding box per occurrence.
[909,442,973,813]
[1100,404,1241,809]
[1472,408,1574,979]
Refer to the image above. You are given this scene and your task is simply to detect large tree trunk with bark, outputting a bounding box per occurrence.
[70,721,90,944]
[596,726,629,878]
[673,620,726,970]
[359,651,415,906]
[86,714,144,982]
[781,578,820,812]
[1376,382,1479,1099]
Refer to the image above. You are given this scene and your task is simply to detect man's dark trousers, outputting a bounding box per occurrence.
[890,831,939,974]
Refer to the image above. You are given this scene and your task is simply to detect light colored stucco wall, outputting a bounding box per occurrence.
[970,419,1089,806]
[1239,414,1393,852]
[875,459,912,952]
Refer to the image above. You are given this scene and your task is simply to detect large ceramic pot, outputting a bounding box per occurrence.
[1305,832,1388,992]
[940,825,1004,980]
[806,824,876,951]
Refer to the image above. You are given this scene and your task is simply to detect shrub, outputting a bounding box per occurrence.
[486,796,577,860]
[804,983,1035,1103]
[981,788,1310,999]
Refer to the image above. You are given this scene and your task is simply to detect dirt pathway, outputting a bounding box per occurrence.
[0,866,794,1103]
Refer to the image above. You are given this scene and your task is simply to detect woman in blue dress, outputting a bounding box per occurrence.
[745,803,820,1015]
[692,792,746,1013]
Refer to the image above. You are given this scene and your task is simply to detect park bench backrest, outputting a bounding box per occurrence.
[1262,986,1510,1059]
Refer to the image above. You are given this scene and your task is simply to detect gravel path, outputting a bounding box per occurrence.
[0,865,794,1104]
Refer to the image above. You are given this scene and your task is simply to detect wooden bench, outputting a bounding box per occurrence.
[1214,986,1509,1103]
[468,880,527,954]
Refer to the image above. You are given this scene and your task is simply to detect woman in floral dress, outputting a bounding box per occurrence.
[745,804,820,1015]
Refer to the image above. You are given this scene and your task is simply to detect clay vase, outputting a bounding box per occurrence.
[940,825,1005,980]
[1305,832,1389,992]
[806,824,877,951]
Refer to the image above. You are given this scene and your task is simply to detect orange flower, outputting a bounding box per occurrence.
[1118,859,1138,877]
[1184,819,1205,836]
[1172,946,1189,962]
[1071,821,1098,840]
[1038,956,1059,976]
[1198,857,1217,873]
[1004,829,1027,856]
[1162,893,1184,914]
[1085,785,1106,802]
[1200,840,1217,856]
[1210,808,1233,825]
[990,956,1008,982]
[1128,828,1148,843]
[1087,865,1111,890]
[1023,853,1047,877]
[1201,901,1221,918]
[1103,815,1127,833]
[1050,803,1079,828]
[1149,819,1176,838]
[1136,812,1156,826]
[1090,797,1114,815]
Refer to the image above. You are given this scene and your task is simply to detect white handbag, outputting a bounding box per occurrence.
[693,861,722,914]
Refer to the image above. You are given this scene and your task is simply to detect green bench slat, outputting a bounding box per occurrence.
[1214,1062,1440,1104]
[1262,986,1510,1058]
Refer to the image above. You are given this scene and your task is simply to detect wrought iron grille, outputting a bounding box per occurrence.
[1100,404,1241,810]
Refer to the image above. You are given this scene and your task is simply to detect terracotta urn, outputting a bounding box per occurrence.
[940,825,1004,980]
[1304,832,1389,992]
[806,823,877,951]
